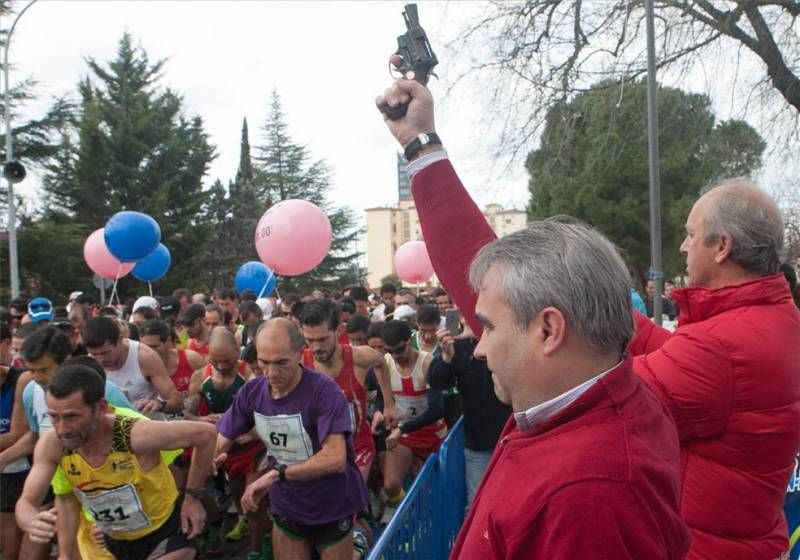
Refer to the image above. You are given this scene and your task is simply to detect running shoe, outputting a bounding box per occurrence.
[379,503,398,526]
[225,517,249,541]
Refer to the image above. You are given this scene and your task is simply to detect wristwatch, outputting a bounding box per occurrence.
[156,395,167,411]
[403,132,442,161]
[276,463,287,482]
[186,487,208,500]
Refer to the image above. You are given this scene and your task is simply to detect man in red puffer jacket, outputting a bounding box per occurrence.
[629,181,800,559]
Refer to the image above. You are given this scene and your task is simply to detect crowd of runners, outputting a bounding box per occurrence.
[0,284,510,560]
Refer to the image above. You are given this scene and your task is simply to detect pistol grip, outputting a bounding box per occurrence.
[382,102,409,121]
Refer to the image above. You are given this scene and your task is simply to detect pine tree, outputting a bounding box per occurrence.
[253,92,362,292]
[197,179,236,291]
[41,33,216,295]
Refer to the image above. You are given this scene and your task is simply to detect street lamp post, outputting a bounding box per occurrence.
[645,0,663,326]
[3,0,38,300]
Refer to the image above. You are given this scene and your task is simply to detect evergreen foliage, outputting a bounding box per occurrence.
[527,79,766,285]
[251,92,362,293]
[40,33,216,298]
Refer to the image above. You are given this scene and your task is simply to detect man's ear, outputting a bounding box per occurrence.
[535,307,567,357]
[714,234,733,264]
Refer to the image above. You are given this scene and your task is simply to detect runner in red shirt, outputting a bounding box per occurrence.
[373,320,446,524]
[298,299,398,482]
[178,304,210,359]
[139,319,205,418]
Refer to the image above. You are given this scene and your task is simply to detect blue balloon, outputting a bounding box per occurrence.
[105,211,161,262]
[235,261,276,298]
[132,244,171,282]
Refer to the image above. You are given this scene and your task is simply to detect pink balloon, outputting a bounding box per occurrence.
[394,240,434,284]
[84,228,135,280]
[254,200,332,276]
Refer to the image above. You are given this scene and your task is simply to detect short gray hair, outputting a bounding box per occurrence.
[702,178,783,276]
[469,218,633,354]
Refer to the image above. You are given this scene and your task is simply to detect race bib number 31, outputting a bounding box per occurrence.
[254,412,313,465]
[76,484,151,533]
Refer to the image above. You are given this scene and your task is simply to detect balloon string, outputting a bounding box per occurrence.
[416,283,420,297]
[257,273,273,299]
[256,272,278,299]
[108,263,122,305]
[148,282,153,297]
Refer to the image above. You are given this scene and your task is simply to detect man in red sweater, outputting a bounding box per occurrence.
[376,78,690,559]
[377,66,800,559]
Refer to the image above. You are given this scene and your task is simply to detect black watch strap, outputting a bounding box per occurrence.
[403,132,442,161]
[186,487,208,499]
[277,463,287,482]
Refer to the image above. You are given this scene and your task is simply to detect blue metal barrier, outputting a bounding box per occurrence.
[785,452,800,559]
[369,418,466,560]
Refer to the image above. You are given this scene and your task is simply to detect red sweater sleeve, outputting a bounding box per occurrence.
[410,159,497,337]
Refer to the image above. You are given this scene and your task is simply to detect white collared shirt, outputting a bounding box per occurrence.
[514,360,622,432]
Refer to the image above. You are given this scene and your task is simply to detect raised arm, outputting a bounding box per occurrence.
[376,73,496,337]
[427,328,457,390]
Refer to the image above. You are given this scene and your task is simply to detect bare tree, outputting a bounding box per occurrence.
[773,181,800,263]
[447,0,800,158]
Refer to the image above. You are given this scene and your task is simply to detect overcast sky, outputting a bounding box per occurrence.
[7,0,530,233]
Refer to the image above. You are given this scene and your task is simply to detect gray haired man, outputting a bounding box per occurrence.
[377,70,690,559]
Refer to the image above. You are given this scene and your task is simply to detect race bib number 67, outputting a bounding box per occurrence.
[254,412,313,465]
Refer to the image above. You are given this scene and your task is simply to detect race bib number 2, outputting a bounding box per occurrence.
[254,412,313,465]
[75,484,151,533]
[395,394,428,421]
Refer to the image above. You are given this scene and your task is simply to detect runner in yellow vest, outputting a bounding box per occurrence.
[16,362,215,560]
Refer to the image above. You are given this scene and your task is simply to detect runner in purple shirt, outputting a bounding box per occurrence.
[216,318,367,560]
